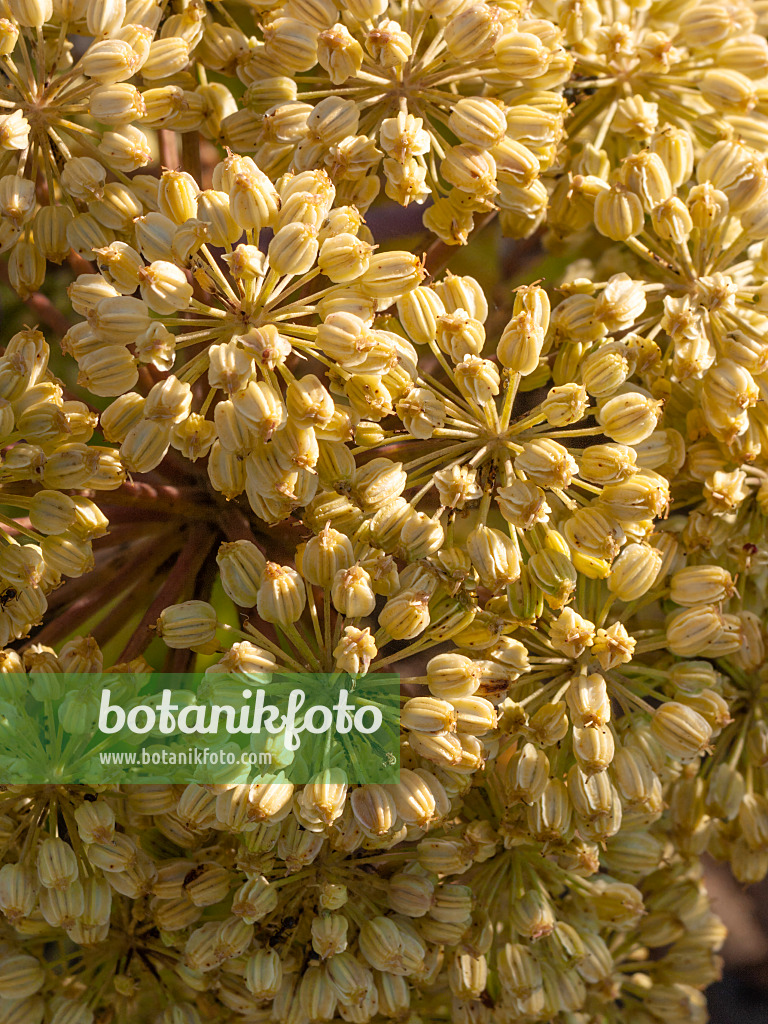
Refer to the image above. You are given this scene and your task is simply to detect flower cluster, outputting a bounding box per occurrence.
[0,0,215,292]
[66,157,425,520]
[212,0,571,241]
[0,327,123,649]
[2,0,768,1021]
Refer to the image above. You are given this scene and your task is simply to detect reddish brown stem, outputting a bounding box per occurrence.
[90,520,173,552]
[117,522,216,663]
[218,507,266,549]
[159,129,179,170]
[164,646,197,673]
[44,530,180,613]
[89,556,169,647]
[181,131,202,184]
[23,588,114,648]
[91,481,218,519]
[218,505,306,561]
[138,365,163,394]
[67,251,95,277]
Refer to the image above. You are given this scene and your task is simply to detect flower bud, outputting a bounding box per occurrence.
[324,950,373,1004]
[245,949,282,999]
[567,672,610,728]
[331,564,376,617]
[300,523,353,587]
[515,438,577,489]
[195,189,242,248]
[443,144,498,198]
[651,702,712,761]
[358,916,425,975]
[232,380,285,441]
[607,542,663,600]
[350,783,397,835]
[449,96,507,149]
[427,652,480,699]
[317,22,364,84]
[542,383,588,425]
[503,742,549,804]
[142,36,190,80]
[670,566,735,606]
[568,764,622,829]
[33,206,73,264]
[298,769,348,826]
[498,310,545,374]
[99,392,145,444]
[620,150,672,211]
[705,763,745,821]
[600,470,669,521]
[8,241,45,298]
[225,162,280,235]
[0,864,36,923]
[120,420,172,473]
[256,563,306,624]
[597,390,662,444]
[739,792,768,851]
[157,601,218,649]
[510,889,555,941]
[365,19,413,67]
[361,251,424,300]
[0,19,19,55]
[650,125,694,187]
[435,309,485,362]
[40,533,94,578]
[354,458,407,510]
[37,838,78,891]
[80,37,144,84]
[262,16,318,71]
[74,801,115,846]
[652,196,693,243]
[0,953,45,999]
[137,261,192,315]
[379,589,431,640]
[215,541,266,608]
[666,604,727,658]
[98,124,152,171]
[397,286,444,345]
[388,873,434,917]
[267,222,318,276]
[449,953,488,999]
[550,607,596,659]
[309,914,347,960]
[573,725,615,775]
[318,313,395,375]
[594,183,644,240]
[467,525,521,588]
[498,942,542,998]
[444,2,503,59]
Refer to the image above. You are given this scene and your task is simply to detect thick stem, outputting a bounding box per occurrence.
[117,522,216,663]
[43,531,179,615]
[67,251,95,277]
[93,481,220,519]
[159,129,179,170]
[181,131,202,184]
[22,588,115,648]
[218,506,266,548]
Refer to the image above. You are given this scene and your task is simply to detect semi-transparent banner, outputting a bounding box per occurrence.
[0,672,401,784]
